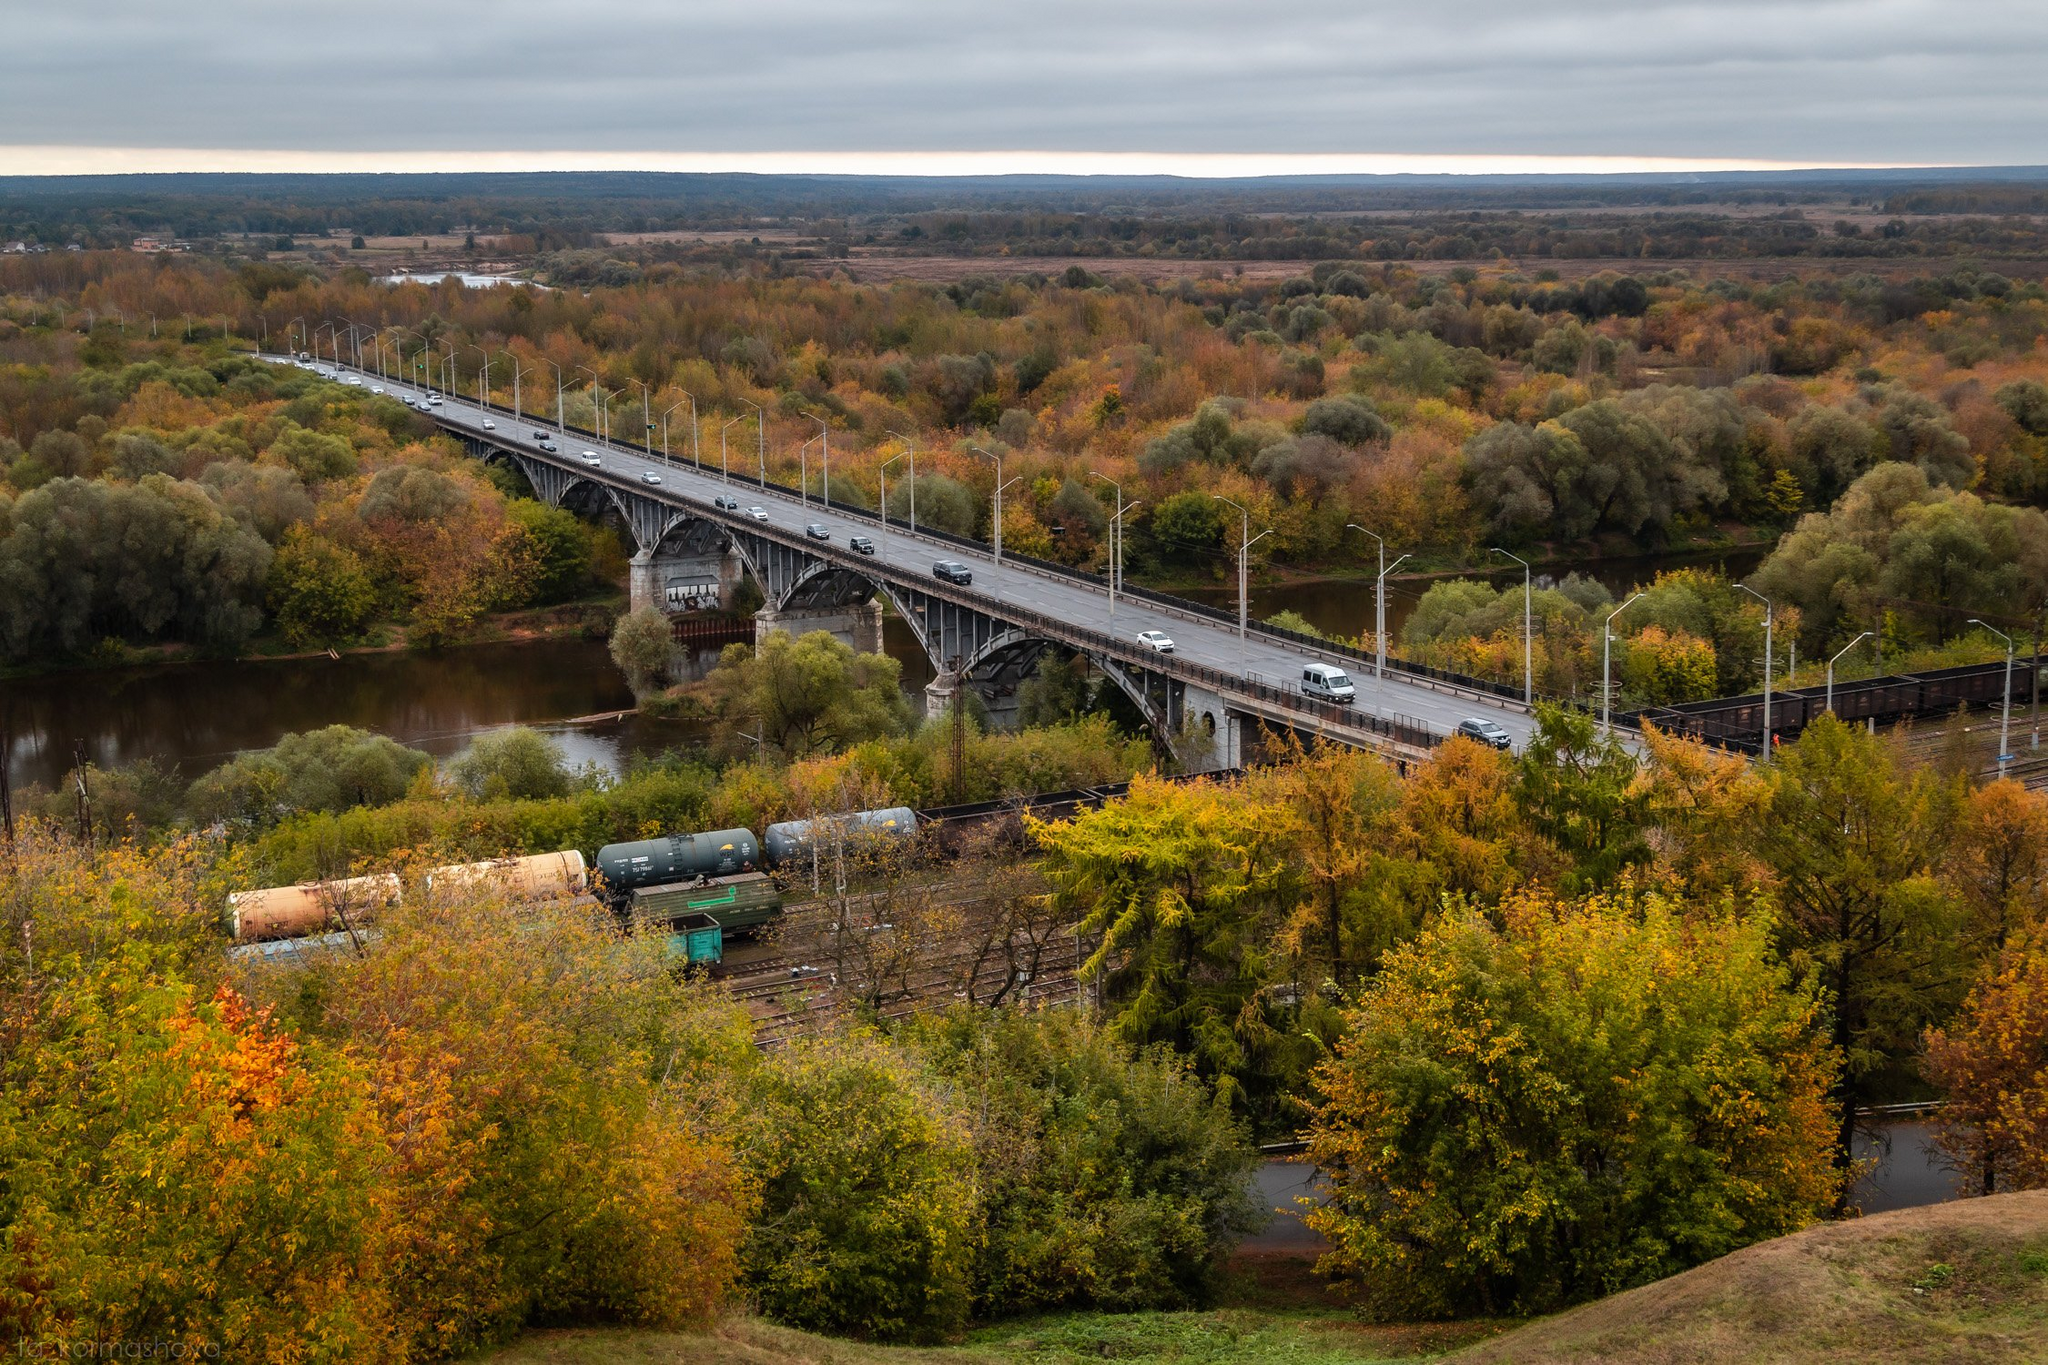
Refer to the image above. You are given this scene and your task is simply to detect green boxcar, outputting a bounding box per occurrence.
[655,911,724,966]
[630,871,783,935]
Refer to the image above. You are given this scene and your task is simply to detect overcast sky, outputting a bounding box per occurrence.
[3,0,2043,175]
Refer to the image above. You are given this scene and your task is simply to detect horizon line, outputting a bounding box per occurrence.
[0,147,1966,179]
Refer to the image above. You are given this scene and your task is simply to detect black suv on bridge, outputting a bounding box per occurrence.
[932,560,973,585]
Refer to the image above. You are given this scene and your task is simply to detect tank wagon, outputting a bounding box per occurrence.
[226,851,589,945]
[228,872,401,942]
[592,828,760,890]
[761,807,918,868]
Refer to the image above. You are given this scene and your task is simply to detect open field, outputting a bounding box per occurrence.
[797,251,2048,285]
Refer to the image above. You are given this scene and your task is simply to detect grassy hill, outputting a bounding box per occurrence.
[483,1192,2048,1365]
[1451,1190,2048,1365]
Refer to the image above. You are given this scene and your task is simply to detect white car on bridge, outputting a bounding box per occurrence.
[1136,630,1175,653]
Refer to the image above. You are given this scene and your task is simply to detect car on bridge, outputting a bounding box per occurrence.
[531,429,549,441]
[745,506,769,522]
[714,494,741,510]
[805,523,830,541]
[1301,663,1356,704]
[538,439,558,452]
[427,395,442,406]
[579,451,602,467]
[1455,717,1513,750]
[480,418,494,430]
[640,471,663,485]
[932,560,973,585]
[849,535,875,555]
[1136,630,1174,653]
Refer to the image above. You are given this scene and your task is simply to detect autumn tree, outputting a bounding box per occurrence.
[1750,715,1967,1174]
[1306,893,1838,1317]
[1925,934,2048,1195]
[703,629,912,759]
[1031,774,1300,1122]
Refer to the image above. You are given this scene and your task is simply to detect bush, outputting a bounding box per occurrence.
[908,1008,1261,1315]
[736,1033,976,1342]
[450,726,573,801]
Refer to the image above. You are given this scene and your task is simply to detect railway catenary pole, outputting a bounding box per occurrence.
[1826,631,1874,717]
[1970,619,2016,780]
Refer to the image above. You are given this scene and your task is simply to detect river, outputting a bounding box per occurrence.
[3,619,936,795]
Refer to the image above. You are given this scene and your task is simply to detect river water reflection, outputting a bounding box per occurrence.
[5,619,936,795]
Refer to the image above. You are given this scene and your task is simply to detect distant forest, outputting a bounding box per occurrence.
[5,168,2048,263]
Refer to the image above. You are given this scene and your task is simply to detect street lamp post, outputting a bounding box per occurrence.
[1825,631,1874,716]
[465,345,489,409]
[540,359,566,431]
[808,415,831,506]
[286,316,303,354]
[1345,524,1404,684]
[1108,500,1143,620]
[1211,495,1272,644]
[742,400,766,487]
[394,328,427,392]
[799,435,819,509]
[492,350,525,418]
[1088,472,1127,616]
[631,379,654,456]
[676,390,700,469]
[659,401,688,465]
[1970,619,2017,780]
[968,446,1007,563]
[1736,584,1776,760]
[885,430,917,533]
[1492,547,1534,705]
[879,450,909,563]
[1602,592,1649,739]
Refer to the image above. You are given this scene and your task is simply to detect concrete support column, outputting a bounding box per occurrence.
[1178,681,1244,773]
[629,546,745,616]
[755,600,884,655]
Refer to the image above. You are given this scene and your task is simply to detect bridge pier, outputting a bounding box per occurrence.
[1177,680,1245,774]
[923,671,1021,729]
[628,545,746,616]
[755,600,885,655]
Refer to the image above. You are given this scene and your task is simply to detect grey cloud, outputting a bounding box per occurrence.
[2,0,2045,162]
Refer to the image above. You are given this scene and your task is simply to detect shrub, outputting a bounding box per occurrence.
[735,1033,977,1342]
[908,1007,1261,1315]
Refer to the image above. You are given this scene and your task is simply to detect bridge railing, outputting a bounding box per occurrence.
[355,358,1517,716]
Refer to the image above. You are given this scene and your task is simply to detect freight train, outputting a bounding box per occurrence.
[225,809,922,968]
[225,779,1228,970]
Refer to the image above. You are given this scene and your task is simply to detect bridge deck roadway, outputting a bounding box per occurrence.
[296,357,1538,754]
